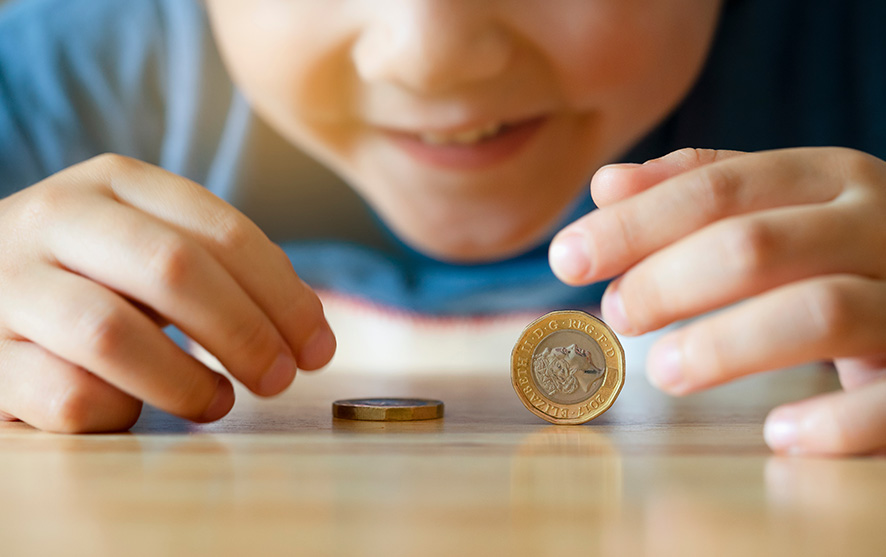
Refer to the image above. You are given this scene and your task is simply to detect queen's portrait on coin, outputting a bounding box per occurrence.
[532,344,605,402]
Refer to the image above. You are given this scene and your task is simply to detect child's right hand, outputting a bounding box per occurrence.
[0,154,336,432]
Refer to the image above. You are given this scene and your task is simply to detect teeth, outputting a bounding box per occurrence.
[419,122,503,145]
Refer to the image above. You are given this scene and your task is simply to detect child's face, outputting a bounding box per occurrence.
[206,0,723,262]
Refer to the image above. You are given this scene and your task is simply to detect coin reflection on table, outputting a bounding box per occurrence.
[511,427,622,507]
[510,310,625,424]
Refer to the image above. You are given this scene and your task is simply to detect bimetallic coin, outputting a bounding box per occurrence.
[511,310,625,424]
[332,398,444,421]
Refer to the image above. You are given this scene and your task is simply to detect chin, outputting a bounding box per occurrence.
[393,218,553,264]
[411,240,535,265]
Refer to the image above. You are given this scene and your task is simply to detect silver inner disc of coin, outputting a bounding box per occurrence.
[531,330,607,405]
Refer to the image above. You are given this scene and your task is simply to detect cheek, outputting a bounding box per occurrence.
[526,3,720,110]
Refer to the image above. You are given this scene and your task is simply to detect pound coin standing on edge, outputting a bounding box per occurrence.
[511,310,625,424]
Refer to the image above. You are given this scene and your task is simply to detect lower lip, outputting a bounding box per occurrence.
[384,116,548,170]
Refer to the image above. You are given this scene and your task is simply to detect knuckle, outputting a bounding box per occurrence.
[207,210,256,254]
[664,147,699,168]
[76,302,129,360]
[228,315,279,367]
[831,147,884,184]
[47,380,142,433]
[90,152,144,176]
[15,184,69,229]
[657,148,728,177]
[46,383,97,433]
[690,165,741,217]
[800,278,856,343]
[672,147,718,167]
[659,147,696,168]
[719,219,777,277]
[144,235,196,289]
[168,370,214,419]
[607,209,639,261]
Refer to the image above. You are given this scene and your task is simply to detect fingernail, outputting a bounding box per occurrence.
[298,324,337,371]
[592,164,642,193]
[647,337,685,392]
[764,409,800,452]
[258,351,297,396]
[549,233,591,283]
[601,287,631,334]
[200,378,234,422]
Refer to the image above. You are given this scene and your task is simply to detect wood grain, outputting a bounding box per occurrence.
[0,364,883,557]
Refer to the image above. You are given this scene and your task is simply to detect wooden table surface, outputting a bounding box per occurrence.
[1,360,884,556]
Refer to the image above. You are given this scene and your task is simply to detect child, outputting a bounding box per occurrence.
[1,0,884,456]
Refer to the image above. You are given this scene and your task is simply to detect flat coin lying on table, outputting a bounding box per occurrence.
[332,398,444,421]
[511,310,625,425]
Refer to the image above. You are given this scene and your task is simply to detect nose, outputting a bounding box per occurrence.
[352,0,512,94]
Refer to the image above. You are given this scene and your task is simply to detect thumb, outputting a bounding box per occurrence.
[592,148,748,207]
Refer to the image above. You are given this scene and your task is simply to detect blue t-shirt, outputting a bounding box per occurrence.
[1,0,884,315]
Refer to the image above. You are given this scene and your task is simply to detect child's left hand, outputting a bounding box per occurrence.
[549,147,886,456]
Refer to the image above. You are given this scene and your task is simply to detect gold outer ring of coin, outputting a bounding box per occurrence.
[332,398,444,421]
[510,310,625,425]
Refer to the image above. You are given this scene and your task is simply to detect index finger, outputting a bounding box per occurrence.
[85,155,335,370]
[591,148,747,207]
[550,147,843,286]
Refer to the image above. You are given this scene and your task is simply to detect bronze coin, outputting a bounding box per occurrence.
[332,398,444,421]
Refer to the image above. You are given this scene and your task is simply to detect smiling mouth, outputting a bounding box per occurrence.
[384,116,549,170]
[417,122,507,145]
